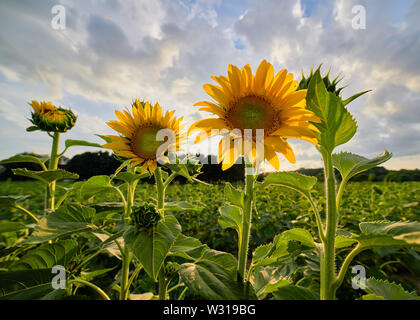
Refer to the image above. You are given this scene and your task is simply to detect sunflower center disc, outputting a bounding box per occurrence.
[227,96,276,133]
[131,126,163,159]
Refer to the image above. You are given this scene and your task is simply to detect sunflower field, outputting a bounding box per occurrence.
[1,62,419,302]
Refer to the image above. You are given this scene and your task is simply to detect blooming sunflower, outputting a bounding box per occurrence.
[103,100,185,174]
[188,60,321,170]
[29,100,77,132]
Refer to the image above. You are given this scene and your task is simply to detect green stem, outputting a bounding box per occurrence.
[163,172,177,190]
[124,263,143,300]
[320,151,338,300]
[237,164,255,282]
[333,243,363,291]
[119,166,136,300]
[158,272,168,300]
[47,132,60,211]
[307,194,326,243]
[68,279,111,300]
[154,167,168,300]
[14,205,39,223]
[155,167,165,210]
[336,178,348,210]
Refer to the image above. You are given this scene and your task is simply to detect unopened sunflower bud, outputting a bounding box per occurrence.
[131,203,161,231]
[163,261,180,279]
[29,100,77,132]
[298,66,344,97]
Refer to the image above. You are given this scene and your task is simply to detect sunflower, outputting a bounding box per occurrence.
[29,100,77,132]
[188,60,321,171]
[103,100,185,174]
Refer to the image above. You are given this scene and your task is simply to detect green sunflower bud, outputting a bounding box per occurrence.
[298,66,344,97]
[185,157,203,177]
[131,203,161,231]
[163,261,180,279]
[28,101,77,133]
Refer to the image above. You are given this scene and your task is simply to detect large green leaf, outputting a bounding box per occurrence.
[113,171,150,184]
[0,154,46,167]
[72,175,118,201]
[10,239,78,270]
[224,183,244,208]
[251,266,291,298]
[262,172,317,198]
[124,215,181,281]
[0,269,57,298]
[0,222,28,234]
[28,204,98,243]
[332,151,392,182]
[168,234,208,261]
[280,229,316,248]
[179,249,255,300]
[362,278,420,300]
[306,69,357,152]
[64,139,102,149]
[12,168,79,184]
[355,221,420,248]
[271,285,318,300]
[218,205,242,239]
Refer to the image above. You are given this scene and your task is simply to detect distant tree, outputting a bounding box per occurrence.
[63,151,121,180]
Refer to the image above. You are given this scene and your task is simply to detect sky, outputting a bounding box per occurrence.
[0,0,419,171]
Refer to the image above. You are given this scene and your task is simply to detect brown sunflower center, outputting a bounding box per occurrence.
[225,96,279,134]
[131,126,164,159]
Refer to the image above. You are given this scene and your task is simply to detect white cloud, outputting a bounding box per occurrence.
[0,0,418,169]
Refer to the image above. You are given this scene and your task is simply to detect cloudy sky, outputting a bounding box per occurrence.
[0,0,419,171]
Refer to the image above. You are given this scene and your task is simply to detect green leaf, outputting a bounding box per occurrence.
[0,283,66,300]
[124,215,181,281]
[179,249,255,300]
[0,222,29,234]
[0,269,55,298]
[64,139,102,149]
[12,168,79,184]
[218,205,242,238]
[72,175,117,201]
[362,278,420,300]
[11,239,78,270]
[0,154,46,167]
[28,204,98,243]
[262,172,317,197]
[168,234,208,261]
[343,90,370,106]
[224,183,244,208]
[355,221,420,248]
[306,69,357,152]
[95,134,112,143]
[113,171,150,184]
[335,235,357,249]
[332,151,392,182]
[0,195,30,208]
[26,126,40,132]
[280,228,316,248]
[271,285,318,300]
[251,266,291,298]
[163,201,202,212]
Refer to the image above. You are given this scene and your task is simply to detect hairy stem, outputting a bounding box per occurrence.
[237,164,255,282]
[320,151,338,300]
[47,132,60,211]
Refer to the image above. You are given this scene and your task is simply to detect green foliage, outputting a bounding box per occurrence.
[305,69,357,153]
[12,168,79,184]
[124,215,181,281]
[362,278,420,300]
[333,151,392,182]
[28,204,98,243]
